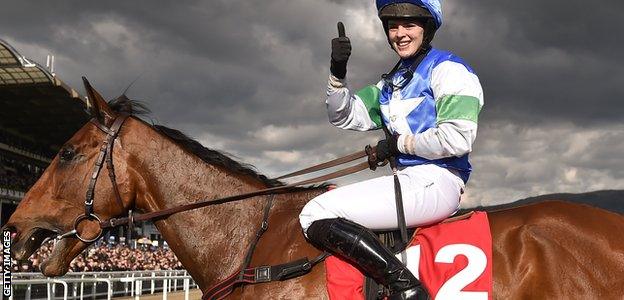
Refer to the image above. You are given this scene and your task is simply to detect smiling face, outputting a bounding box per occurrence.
[387,18,426,59]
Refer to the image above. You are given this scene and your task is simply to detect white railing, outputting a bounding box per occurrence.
[9,270,199,300]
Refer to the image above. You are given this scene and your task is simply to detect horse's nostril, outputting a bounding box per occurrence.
[2,224,14,232]
[1,225,19,240]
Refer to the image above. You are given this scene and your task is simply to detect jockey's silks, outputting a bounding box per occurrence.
[326,48,483,183]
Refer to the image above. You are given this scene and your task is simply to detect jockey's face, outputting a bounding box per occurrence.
[387,18,425,59]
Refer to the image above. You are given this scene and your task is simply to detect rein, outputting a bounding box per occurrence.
[101,144,380,229]
[53,114,390,299]
[56,114,384,240]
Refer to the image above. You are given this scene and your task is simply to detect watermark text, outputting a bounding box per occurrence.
[2,229,11,297]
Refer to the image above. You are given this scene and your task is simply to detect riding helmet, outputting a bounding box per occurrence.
[375,0,443,46]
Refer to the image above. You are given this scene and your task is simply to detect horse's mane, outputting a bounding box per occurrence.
[108,95,284,188]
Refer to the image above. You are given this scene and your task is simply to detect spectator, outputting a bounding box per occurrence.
[3,241,184,272]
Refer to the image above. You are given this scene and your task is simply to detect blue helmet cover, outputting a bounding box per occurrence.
[375,0,443,29]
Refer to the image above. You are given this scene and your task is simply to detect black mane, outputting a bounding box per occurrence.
[109,95,283,188]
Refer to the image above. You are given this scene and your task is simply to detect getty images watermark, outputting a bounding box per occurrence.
[2,229,11,297]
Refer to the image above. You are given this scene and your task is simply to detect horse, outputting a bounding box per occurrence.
[4,80,624,299]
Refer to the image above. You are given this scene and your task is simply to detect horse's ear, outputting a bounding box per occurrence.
[83,76,117,126]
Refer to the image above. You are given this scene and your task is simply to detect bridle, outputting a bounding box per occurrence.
[56,113,130,243]
[55,113,385,243]
[51,111,390,298]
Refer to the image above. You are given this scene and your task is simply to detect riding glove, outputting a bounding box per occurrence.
[330,23,351,79]
[375,135,399,163]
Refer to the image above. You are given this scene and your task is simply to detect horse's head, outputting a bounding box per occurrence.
[4,78,138,276]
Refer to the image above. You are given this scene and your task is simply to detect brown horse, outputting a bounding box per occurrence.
[5,81,624,299]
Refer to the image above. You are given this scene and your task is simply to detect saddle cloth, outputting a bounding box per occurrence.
[325,211,493,300]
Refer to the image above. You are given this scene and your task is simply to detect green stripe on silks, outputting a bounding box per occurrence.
[436,95,481,124]
[356,85,382,128]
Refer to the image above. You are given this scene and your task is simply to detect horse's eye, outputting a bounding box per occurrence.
[60,147,76,162]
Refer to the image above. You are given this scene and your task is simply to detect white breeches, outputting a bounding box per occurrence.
[299,164,465,235]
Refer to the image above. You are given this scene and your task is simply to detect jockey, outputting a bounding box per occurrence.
[299,0,484,299]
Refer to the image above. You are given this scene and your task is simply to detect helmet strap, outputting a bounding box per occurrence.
[381,44,432,89]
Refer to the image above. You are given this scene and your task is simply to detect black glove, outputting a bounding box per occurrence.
[330,22,351,79]
[375,135,399,163]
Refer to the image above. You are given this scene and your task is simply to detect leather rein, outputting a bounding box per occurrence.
[56,114,384,242]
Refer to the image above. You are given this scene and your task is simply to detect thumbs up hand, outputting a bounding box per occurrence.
[330,22,351,79]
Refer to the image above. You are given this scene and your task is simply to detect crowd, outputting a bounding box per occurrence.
[9,242,184,273]
[0,155,43,192]
[2,130,185,273]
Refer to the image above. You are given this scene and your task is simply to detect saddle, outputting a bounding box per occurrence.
[326,211,493,300]
[362,212,474,299]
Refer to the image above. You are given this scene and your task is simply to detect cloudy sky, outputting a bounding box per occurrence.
[2,0,623,208]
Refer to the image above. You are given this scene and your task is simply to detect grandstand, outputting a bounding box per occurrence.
[0,39,166,245]
[1,41,191,298]
[0,39,90,228]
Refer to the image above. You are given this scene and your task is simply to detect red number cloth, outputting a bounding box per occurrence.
[325,211,492,300]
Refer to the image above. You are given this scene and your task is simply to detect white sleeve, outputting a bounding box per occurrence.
[397,61,484,159]
[398,120,477,159]
[326,74,381,131]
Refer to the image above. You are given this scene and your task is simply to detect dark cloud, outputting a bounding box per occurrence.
[439,0,624,125]
[1,0,622,206]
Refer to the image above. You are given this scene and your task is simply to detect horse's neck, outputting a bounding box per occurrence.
[126,125,268,290]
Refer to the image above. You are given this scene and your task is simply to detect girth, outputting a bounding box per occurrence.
[202,194,329,300]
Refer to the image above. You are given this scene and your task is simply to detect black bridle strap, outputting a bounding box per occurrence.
[57,114,131,244]
[84,134,109,215]
[238,195,274,281]
[85,114,129,215]
[105,115,129,212]
[203,194,329,300]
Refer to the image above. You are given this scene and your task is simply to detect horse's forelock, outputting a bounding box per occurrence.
[105,94,284,188]
[108,95,151,116]
[105,95,328,190]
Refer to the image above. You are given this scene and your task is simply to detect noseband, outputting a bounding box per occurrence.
[57,114,130,243]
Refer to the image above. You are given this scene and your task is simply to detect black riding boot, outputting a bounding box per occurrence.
[307,218,429,300]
